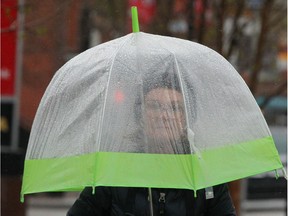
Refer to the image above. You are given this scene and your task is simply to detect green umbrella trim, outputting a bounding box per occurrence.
[21,136,283,202]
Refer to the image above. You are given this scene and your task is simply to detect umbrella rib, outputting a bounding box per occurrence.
[96,36,132,152]
[171,53,202,158]
[171,53,202,192]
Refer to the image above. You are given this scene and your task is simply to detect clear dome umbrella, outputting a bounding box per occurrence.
[21,7,284,207]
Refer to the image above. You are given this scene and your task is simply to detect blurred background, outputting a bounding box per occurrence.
[1,0,287,215]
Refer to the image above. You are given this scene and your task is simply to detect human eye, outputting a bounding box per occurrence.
[171,103,184,113]
[171,104,178,112]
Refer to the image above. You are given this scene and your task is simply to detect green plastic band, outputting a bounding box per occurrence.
[131,6,140,33]
[21,136,283,202]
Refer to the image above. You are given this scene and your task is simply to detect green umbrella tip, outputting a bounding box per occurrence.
[131,6,140,33]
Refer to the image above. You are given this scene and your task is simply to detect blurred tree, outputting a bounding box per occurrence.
[152,0,174,35]
[200,0,286,97]
[141,0,286,98]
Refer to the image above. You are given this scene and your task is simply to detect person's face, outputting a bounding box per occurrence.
[144,88,186,144]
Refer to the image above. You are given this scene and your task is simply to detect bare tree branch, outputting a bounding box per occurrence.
[214,0,227,54]
[23,0,73,32]
[151,0,174,35]
[249,0,275,94]
[225,0,245,59]
[267,9,287,30]
[197,0,208,43]
[187,0,195,40]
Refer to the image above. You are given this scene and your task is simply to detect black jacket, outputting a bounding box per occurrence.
[67,184,236,216]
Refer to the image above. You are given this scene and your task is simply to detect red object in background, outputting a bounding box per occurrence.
[173,0,187,14]
[195,0,204,14]
[1,0,18,97]
[129,0,156,25]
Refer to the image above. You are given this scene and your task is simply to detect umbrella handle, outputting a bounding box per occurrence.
[148,188,154,216]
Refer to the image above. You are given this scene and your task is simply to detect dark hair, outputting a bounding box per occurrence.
[142,72,182,96]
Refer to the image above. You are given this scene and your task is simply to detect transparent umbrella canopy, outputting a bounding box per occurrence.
[21,8,284,202]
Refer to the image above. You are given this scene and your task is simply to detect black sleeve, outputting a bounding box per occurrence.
[206,184,236,216]
[67,187,112,216]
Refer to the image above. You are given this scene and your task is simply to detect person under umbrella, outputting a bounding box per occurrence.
[67,71,236,216]
[21,7,284,208]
